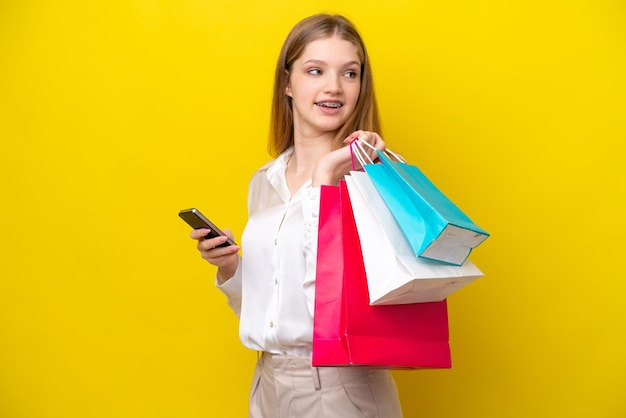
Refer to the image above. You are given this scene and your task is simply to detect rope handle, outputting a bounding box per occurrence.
[350,137,406,172]
[349,138,375,171]
[357,139,406,163]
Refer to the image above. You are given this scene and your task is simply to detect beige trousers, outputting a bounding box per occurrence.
[248,352,403,418]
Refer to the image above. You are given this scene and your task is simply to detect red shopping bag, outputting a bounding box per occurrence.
[312,181,452,369]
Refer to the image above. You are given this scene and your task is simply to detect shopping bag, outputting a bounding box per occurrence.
[357,141,489,266]
[345,171,484,305]
[312,181,451,369]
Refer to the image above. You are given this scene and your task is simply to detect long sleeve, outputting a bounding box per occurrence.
[216,254,243,317]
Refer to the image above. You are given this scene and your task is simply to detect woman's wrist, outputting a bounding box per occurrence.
[312,154,347,187]
[216,258,239,285]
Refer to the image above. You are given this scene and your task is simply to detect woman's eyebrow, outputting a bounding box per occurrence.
[302,59,327,66]
[302,59,361,67]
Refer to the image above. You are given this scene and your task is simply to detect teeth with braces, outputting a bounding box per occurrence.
[317,102,342,108]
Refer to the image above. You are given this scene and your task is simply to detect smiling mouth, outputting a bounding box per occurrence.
[316,101,343,108]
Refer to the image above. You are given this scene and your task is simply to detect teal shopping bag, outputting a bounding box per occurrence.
[363,151,489,266]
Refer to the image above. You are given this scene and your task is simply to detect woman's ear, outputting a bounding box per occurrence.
[284,69,292,97]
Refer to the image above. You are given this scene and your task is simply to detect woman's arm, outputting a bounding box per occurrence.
[312,131,386,186]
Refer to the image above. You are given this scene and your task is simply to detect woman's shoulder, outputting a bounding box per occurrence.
[246,151,291,213]
[248,160,275,186]
[256,159,277,173]
[249,148,292,181]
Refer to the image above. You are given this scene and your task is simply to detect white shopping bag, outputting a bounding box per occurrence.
[345,171,484,305]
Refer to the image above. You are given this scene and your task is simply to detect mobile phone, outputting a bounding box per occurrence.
[178,208,236,247]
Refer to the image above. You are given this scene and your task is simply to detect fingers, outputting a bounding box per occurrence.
[197,235,240,265]
[190,227,235,241]
[190,227,239,266]
[190,228,210,240]
[196,234,239,254]
[343,131,386,165]
[200,244,239,262]
[362,131,385,151]
[196,234,229,250]
[344,130,386,150]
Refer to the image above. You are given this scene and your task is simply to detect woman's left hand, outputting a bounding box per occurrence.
[344,130,386,163]
[312,130,386,187]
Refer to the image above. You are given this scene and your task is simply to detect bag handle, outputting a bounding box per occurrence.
[359,139,406,163]
[350,138,406,171]
[349,138,372,170]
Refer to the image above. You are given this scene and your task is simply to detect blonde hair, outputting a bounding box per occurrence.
[268,14,381,157]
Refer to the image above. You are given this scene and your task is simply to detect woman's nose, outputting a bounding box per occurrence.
[324,74,343,93]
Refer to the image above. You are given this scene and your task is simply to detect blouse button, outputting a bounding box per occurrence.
[269,321,274,328]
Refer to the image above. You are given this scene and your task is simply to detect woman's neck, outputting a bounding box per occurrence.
[291,131,335,169]
[285,134,334,195]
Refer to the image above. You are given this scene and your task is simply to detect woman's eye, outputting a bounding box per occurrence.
[308,68,322,75]
[345,71,358,79]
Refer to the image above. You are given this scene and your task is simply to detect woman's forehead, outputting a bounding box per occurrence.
[297,36,361,64]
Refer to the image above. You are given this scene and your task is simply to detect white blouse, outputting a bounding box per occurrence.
[217,148,321,357]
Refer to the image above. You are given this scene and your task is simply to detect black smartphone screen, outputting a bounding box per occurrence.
[178,208,236,247]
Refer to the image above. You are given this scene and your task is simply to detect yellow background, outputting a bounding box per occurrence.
[1,1,624,417]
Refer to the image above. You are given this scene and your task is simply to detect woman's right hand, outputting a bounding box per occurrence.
[191,229,240,284]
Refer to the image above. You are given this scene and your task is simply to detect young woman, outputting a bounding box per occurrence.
[189,13,403,417]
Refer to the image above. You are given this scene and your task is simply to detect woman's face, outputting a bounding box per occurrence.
[286,35,361,140]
